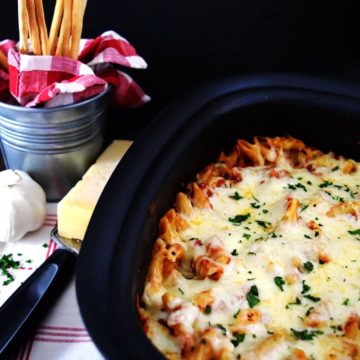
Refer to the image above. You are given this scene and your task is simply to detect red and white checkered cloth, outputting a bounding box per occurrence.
[0,204,104,360]
[0,31,149,108]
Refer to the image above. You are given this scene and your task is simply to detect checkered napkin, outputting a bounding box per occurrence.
[1,31,150,108]
[0,204,104,360]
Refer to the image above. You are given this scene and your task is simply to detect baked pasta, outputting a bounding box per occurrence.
[138,136,360,360]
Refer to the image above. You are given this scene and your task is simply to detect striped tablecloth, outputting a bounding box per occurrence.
[0,203,103,360]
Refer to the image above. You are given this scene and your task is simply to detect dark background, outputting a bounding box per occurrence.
[1,0,359,137]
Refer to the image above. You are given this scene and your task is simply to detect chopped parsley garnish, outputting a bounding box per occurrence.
[333,195,345,203]
[0,254,20,286]
[305,307,314,316]
[242,233,251,239]
[255,220,271,229]
[288,183,307,192]
[228,213,250,225]
[262,209,269,214]
[250,202,261,209]
[274,276,285,291]
[348,229,360,236]
[342,298,350,306]
[246,285,260,308]
[233,309,241,319]
[300,204,309,212]
[304,294,321,302]
[291,329,324,341]
[216,323,227,335]
[303,261,314,273]
[204,305,212,314]
[304,234,311,239]
[332,166,339,172]
[42,243,49,248]
[286,297,302,308]
[319,180,333,188]
[229,191,243,200]
[252,195,260,202]
[301,280,311,294]
[231,249,239,256]
[231,333,245,347]
[248,252,256,256]
[307,180,312,185]
[178,288,184,295]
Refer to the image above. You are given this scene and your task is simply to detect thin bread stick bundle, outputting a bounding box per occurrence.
[34,0,49,55]
[26,0,42,55]
[49,0,64,55]
[0,50,8,71]
[70,0,87,59]
[56,0,72,56]
[18,0,29,54]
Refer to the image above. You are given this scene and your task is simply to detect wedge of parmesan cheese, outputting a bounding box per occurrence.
[57,140,132,240]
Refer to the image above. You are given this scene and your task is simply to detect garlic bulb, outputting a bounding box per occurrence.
[0,170,46,243]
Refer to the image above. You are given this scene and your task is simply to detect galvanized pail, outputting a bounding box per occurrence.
[0,88,110,201]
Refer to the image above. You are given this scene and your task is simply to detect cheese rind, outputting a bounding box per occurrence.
[57,140,132,240]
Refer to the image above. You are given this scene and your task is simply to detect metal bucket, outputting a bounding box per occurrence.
[0,88,110,201]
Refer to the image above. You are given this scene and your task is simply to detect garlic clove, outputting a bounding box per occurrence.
[0,170,46,243]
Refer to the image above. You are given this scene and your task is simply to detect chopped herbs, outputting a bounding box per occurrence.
[231,333,245,347]
[242,233,251,240]
[255,220,271,229]
[288,183,307,192]
[216,323,227,335]
[204,305,212,314]
[333,195,345,203]
[291,329,324,341]
[42,243,49,248]
[304,234,311,239]
[300,204,309,212]
[304,294,321,302]
[228,213,250,225]
[246,285,260,308]
[229,191,243,200]
[233,309,241,319]
[262,209,269,214]
[274,276,285,291]
[178,288,184,295]
[286,297,302,308]
[332,166,339,172]
[319,180,333,188]
[231,249,239,256]
[305,307,314,316]
[250,202,261,209]
[342,298,350,306]
[301,280,311,294]
[0,254,20,286]
[348,229,360,236]
[303,261,314,273]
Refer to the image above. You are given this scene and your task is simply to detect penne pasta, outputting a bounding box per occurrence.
[139,136,360,359]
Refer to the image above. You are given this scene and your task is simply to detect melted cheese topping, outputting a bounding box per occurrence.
[141,146,360,360]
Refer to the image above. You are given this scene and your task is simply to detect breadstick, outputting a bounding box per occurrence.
[0,50,8,71]
[49,0,64,55]
[56,0,72,56]
[26,0,41,55]
[70,0,86,59]
[34,0,49,55]
[18,0,29,54]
